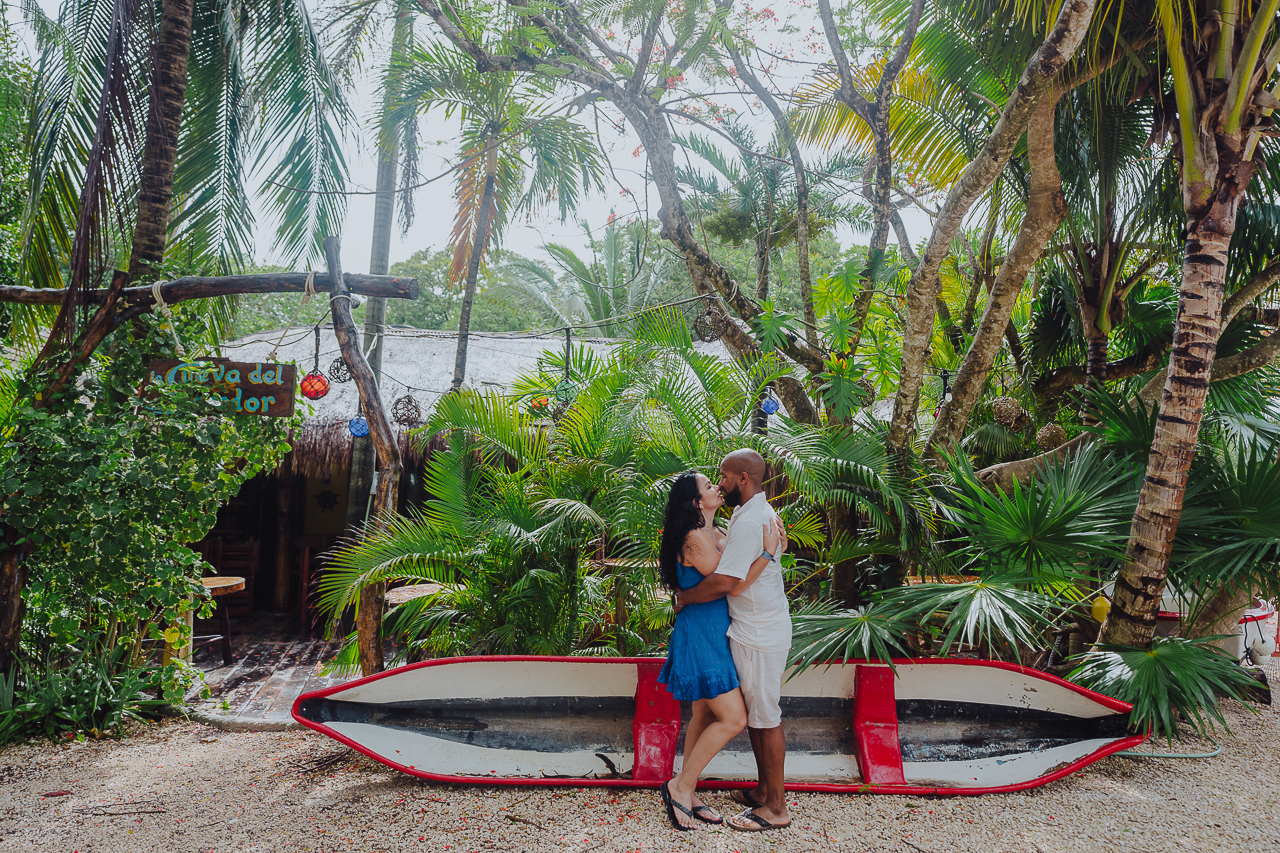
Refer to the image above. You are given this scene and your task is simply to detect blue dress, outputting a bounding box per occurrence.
[657,561,740,701]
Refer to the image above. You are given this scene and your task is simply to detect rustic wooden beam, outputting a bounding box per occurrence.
[0,272,418,306]
[324,236,401,677]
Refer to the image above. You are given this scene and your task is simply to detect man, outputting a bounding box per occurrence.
[674,448,791,832]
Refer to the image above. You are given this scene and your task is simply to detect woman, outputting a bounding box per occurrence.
[656,471,781,831]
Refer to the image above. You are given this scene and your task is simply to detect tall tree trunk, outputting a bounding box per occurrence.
[0,529,25,674]
[345,7,412,643]
[452,145,497,390]
[817,0,925,358]
[324,237,403,676]
[885,0,1096,456]
[129,0,194,276]
[928,97,1067,454]
[1099,223,1238,646]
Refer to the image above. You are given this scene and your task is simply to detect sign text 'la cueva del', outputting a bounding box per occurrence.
[147,359,296,417]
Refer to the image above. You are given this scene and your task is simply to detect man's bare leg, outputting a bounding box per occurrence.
[734,725,788,826]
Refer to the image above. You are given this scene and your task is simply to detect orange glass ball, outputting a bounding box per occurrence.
[300,371,330,400]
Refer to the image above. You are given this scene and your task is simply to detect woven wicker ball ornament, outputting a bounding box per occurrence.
[392,395,422,427]
[991,396,1023,427]
[328,358,352,383]
[300,371,330,400]
[348,416,370,437]
[691,308,728,343]
[1036,423,1067,451]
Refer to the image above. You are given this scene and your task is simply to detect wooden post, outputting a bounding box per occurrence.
[272,461,294,612]
[324,236,402,676]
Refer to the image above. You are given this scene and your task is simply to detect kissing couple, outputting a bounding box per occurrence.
[655,448,792,833]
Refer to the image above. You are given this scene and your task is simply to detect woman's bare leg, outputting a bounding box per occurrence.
[667,689,747,827]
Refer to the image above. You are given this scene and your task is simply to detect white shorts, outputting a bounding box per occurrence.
[729,639,787,729]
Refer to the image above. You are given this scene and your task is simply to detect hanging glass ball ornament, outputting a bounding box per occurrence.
[761,396,781,416]
[392,395,422,427]
[348,416,370,437]
[553,379,578,403]
[328,358,352,383]
[300,370,330,400]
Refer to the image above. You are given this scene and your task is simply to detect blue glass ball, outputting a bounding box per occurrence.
[761,397,781,415]
[348,416,370,437]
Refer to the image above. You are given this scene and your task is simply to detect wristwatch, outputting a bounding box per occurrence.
[760,547,775,562]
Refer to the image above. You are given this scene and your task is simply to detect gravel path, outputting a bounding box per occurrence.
[2,662,1277,853]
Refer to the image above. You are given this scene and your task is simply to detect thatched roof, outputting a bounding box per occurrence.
[224,325,733,477]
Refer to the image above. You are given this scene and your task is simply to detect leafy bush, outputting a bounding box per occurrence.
[1,313,294,729]
[1069,636,1260,741]
[0,637,169,744]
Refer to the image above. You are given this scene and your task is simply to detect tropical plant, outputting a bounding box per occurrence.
[500,221,671,337]
[1070,637,1259,741]
[319,309,776,664]
[392,40,604,389]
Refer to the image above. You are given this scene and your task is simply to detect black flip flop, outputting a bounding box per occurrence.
[728,788,765,808]
[660,781,696,832]
[691,805,723,825]
[727,807,792,833]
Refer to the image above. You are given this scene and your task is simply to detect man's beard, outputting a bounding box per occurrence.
[723,485,744,507]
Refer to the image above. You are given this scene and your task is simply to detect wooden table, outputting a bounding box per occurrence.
[203,576,245,665]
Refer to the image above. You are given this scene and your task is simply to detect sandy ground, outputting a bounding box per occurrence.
[2,664,1277,853]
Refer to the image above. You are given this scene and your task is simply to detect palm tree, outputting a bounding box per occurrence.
[19,0,351,293]
[499,221,670,337]
[1096,0,1280,647]
[393,43,604,390]
[674,122,866,306]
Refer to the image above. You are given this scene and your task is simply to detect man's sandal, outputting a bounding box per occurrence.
[727,808,792,833]
[728,788,765,808]
[691,805,722,825]
[660,781,696,832]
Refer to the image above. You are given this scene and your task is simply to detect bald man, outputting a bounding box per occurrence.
[674,449,791,832]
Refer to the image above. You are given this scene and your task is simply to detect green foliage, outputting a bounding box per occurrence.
[1070,637,1259,741]
[0,635,169,744]
[321,308,772,662]
[0,314,295,726]
[0,17,27,297]
[788,599,914,671]
[936,444,1134,580]
[878,577,1064,658]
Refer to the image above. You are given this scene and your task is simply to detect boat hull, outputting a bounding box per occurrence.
[292,656,1145,795]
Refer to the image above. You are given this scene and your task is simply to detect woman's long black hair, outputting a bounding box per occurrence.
[659,471,706,592]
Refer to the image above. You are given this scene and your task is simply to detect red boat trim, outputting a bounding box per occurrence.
[290,655,1143,795]
[852,665,905,785]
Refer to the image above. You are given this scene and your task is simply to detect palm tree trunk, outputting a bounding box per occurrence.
[129,0,194,276]
[1099,225,1235,646]
[452,145,497,390]
[347,6,413,657]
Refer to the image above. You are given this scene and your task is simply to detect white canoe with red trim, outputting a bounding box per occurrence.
[291,656,1145,795]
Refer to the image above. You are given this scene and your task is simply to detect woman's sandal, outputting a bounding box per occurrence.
[728,788,765,808]
[660,781,696,832]
[727,808,792,833]
[691,805,722,825]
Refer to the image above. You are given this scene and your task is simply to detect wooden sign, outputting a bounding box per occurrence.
[147,359,296,417]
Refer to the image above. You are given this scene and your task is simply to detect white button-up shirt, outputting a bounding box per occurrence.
[714,491,792,652]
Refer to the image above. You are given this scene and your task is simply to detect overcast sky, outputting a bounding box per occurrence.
[18,0,933,277]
